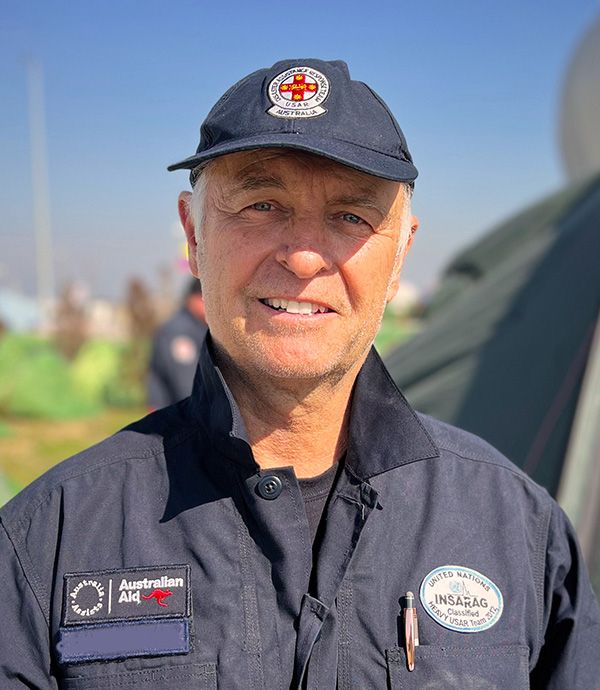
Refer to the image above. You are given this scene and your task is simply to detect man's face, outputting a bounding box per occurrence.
[180,149,417,384]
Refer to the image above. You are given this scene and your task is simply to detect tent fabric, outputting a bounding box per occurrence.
[557,314,600,590]
[386,173,600,496]
[560,14,600,182]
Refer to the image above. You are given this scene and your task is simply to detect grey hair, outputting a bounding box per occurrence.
[393,182,414,255]
[189,161,216,249]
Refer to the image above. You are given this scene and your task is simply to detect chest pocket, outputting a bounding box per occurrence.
[386,645,529,690]
[62,662,217,689]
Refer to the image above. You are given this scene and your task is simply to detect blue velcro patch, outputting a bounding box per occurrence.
[56,619,189,664]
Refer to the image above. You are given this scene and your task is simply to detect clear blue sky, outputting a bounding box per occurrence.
[1,0,598,300]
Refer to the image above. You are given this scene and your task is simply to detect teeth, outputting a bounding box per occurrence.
[263,298,328,315]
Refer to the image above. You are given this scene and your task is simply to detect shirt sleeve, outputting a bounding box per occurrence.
[530,501,600,689]
[0,522,58,689]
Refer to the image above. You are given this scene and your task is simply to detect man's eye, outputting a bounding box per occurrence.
[342,213,363,225]
[251,202,273,211]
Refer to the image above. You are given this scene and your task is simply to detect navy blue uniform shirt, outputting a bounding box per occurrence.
[1,341,599,688]
[147,307,207,409]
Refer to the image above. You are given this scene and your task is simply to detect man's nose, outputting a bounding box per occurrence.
[275,223,333,279]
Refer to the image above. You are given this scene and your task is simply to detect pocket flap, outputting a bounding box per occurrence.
[63,662,217,689]
[387,645,529,689]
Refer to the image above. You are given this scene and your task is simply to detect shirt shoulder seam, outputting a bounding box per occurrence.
[0,519,50,626]
[435,443,543,488]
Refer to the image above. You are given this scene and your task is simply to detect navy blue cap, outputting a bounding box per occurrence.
[168,58,418,184]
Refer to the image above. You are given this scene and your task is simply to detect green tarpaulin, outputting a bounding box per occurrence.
[386,173,600,496]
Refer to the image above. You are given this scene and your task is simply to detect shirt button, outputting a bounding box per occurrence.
[257,475,283,500]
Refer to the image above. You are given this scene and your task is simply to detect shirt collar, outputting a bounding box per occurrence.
[345,348,439,478]
[189,336,439,478]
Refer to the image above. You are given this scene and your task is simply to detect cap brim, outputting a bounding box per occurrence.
[167,133,418,183]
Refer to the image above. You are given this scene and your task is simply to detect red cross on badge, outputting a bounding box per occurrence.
[279,74,318,102]
[267,66,329,118]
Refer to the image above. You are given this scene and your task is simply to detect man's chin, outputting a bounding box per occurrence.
[256,356,338,381]
[246,345,365,385]
[215,333,371,386]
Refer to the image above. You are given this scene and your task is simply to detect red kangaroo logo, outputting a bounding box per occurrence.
[142,588,173,607]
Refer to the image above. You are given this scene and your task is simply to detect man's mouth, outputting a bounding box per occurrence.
[260,298,332,315]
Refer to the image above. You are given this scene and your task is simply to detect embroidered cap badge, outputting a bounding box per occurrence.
[267,66,330,118]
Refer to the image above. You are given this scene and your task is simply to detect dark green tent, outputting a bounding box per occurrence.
[386,173,600,497]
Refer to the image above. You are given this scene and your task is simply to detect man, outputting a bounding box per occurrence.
[1,58,599,689]
[147,279,207,409]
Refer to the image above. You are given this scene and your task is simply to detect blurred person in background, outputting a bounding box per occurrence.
[147,278,207,409]
[0,58,599,689]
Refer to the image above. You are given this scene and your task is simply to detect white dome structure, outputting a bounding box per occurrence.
[560,14,600,181]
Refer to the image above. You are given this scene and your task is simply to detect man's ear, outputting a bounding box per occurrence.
[178,191,199,277]
[386,215,419,303]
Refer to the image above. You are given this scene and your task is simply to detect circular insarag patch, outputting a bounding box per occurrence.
[419,565,503,633]
[267,66,330,118]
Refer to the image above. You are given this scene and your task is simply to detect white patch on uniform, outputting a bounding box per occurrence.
[170,336,198,364]
[267,66,330,118]
[419,565,503,633]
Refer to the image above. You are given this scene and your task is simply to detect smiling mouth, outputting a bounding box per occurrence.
[260,298,332,315]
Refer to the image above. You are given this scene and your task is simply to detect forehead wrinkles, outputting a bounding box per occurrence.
[210,150,401,210]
